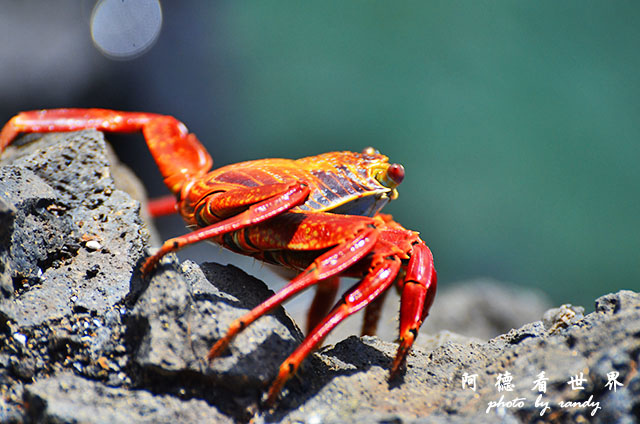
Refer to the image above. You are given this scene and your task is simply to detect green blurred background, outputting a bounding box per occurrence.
[214,2,640,306]
[2,1,639,307]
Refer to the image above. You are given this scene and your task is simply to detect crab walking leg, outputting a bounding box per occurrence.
[142,182,311,275]
[207,228,379,360]
[193,183,308,223]
[306,276,340,334]
[147,194,179,217]
[390,242,437,376]
[361,288,390,336]
[265,257,402,406]
[0,108,213,193]
[150,180,315,226]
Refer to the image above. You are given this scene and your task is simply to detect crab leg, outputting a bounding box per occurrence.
[306,276,340,334]
[142,181,311,275]
[265,256,402,406]
[191,182,308,224]
[0,108,213,193]
[391,242,437,376]
[147,194,179,217]
[206,227,379,360]
[361,288,389,336]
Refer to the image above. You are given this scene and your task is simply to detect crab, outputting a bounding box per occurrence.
[0,109,437,405]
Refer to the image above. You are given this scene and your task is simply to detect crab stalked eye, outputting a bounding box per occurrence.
[387,163,405,186]
[372,162,405,198]
[362,146,380,156]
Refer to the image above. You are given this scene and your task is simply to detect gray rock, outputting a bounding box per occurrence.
[1,131,638,423]
[425,279,551,340]
[0,131,147,326]
[264,292,640,423]
[0,131,151,422]
[542,303,585,331]
[130,260,303,389]
[24,372,233,424]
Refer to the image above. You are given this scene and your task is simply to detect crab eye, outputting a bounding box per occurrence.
[387,163,405,185]
[373,162,405,190]
[362,146,380,156]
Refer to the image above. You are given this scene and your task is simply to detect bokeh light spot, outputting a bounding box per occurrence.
[91,0,162,60]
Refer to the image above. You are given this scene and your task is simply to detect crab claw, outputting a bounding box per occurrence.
[391,242,437,377]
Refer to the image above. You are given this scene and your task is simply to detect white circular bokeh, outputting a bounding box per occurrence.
[91,0,162,60]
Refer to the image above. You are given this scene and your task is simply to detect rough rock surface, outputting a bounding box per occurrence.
[1,132,638,423]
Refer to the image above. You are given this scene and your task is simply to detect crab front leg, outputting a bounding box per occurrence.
[142,181,312,275]
[0,108,212,194]
[352,214,438,376]
[392,241,437,376]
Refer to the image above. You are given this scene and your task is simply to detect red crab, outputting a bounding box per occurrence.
[0,109,437,405]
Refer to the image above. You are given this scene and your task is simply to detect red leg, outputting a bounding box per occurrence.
[148,195,178,217]
[0,109,213,194]
[265,256,402,406]
[191,182,310,223]
[361,288,389,336]
[391,242,437,376]
[142,181,311,275]
[206,227,379,361]
[307,276,340,335]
